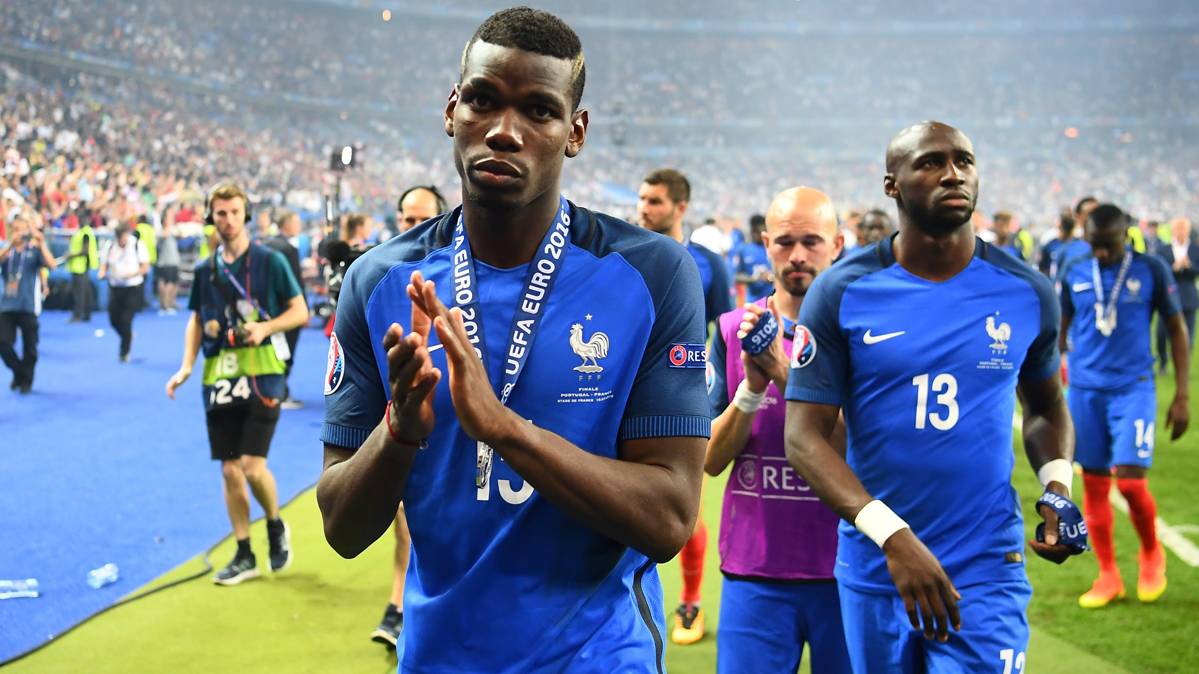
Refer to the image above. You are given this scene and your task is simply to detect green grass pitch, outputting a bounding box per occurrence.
[9,368,1195,673]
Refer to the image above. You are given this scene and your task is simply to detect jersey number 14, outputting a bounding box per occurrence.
[912,373,959,431]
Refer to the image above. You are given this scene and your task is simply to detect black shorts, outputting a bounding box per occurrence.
[156,266,179,284]
[205,398,281,461]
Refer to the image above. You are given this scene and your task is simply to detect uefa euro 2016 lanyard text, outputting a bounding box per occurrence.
[1092,254,1131,338]
[451,196,571,488]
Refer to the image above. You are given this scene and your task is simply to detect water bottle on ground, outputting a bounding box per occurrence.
[0,578,39,599]
[87,563,120,589]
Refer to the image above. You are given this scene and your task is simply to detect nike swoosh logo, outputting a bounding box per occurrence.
[1072,282,1093,292]
[427,344,444,352]
[863,330,905,345]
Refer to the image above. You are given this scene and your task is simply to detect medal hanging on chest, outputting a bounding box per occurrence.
[1091,254,1131,338]
[4,247,28,298]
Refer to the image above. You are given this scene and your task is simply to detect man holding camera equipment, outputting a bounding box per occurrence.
[165,183,309,585]
[0,212,57,393]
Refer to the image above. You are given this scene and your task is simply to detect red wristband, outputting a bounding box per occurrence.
[384,403,426,450]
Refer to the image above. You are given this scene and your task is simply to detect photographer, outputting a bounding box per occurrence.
[165,183,308,585]
[0,212,57,393]
[98,223,150,362]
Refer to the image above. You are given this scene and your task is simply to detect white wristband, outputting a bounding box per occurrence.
[854,500,910,548]
[1037,458,1074,498]
[732,379,766,413]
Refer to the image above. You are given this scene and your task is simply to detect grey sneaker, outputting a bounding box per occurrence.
[268,519,292,573]
[213,551,259,586]
[370,604,403,648]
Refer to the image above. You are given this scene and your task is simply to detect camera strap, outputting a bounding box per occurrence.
[212,245,272,322]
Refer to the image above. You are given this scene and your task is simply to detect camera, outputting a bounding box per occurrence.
[226,325,251,348]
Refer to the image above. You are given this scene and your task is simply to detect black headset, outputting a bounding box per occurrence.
[397,185,448,215]
[205,183,253,226]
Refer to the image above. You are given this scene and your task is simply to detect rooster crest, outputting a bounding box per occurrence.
[986,314,1011,351]
[570,323,610,373]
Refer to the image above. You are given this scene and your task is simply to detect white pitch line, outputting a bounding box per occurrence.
[1012,413,1199,568]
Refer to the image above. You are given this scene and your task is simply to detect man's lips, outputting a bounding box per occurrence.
[472,158,521,178]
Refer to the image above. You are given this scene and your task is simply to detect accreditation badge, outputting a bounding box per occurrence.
[203,319,222,339]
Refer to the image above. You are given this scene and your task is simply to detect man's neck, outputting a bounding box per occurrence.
[893,220,975,282]
[221,233,250,262]
[669,221,685,244]
[462,189,561,269]
[771,286,802,322]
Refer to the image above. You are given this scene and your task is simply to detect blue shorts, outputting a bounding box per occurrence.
[717,576,850,674]
[839,580,1031,674]
[1069,380,1157,471]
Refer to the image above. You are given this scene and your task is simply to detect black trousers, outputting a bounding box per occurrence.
[72,272,93,320]
[108,285,142,357]
[0,311,38,386]
[1156,309,1196,367]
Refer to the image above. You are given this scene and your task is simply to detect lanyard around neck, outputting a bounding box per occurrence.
[451,196,571,487]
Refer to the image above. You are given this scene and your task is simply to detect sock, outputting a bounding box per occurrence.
[385,603,401,618]
[268,517,284,532]
[236,538,252,557]
[679,519,707,606]
[1116,477,1158,554]
[1082,472,1117,575]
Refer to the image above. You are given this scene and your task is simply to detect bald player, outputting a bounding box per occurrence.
[785,122,1081,673]
[706,187,850,673]
[397,186,446,233]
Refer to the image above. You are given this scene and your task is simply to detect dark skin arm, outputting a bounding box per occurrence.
[785,400,960,643]
[1164,312,1190,440]
[318,272,706,562]
[1018,373,1078,563]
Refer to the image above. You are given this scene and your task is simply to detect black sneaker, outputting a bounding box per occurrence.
[370,604,404,648]
[213,551,259,586]
[268,519,292,573]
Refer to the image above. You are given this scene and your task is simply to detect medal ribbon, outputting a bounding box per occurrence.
[451,196,571,488]
[1091,254,1131,336]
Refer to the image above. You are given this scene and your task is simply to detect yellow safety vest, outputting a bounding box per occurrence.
[135,222,157,264]
[1126,226,1146,253]
[67,225,98,274]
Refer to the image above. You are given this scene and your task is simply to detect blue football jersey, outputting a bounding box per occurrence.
[687,241,735,327]
[1051,239,1091,278]
[785,237,1060,594]
[323,202,711,673]
[1059,252,1179,391]
[733,241,773,302]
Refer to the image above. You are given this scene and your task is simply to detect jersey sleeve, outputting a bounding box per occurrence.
[618,246,712,441]
[1147,255,1182,319]
[267,249,302,307]
[1021,273,1061,384]
[321,262,388,450]
[1057,259,1076,319]
[784,273,849,407]
[707,324,730,417]
[187,263,206,313]
[706,251,735,322]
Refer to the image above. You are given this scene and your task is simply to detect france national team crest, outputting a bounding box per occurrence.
[569,323,609,373]
[978,312,1015,371]
[667,343,707,369]
[789,325,816,369]
[985,312,1011,352]
[1126,277,1141,296]
[324,333,345,395]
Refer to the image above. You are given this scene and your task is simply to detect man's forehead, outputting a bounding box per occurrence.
[890,123,972,164]
[462,42,573,96]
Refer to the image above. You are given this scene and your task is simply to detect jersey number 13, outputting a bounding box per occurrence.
[912,373,959,431]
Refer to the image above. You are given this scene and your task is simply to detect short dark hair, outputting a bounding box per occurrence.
[461,7,586,110]
[993,211,1013,225]
[1074,196,1098,216]
[642,168,691,205]
[1088,203,1128,230]
[274,209,296,228]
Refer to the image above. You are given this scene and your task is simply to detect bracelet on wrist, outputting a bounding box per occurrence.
[384,403,427,451]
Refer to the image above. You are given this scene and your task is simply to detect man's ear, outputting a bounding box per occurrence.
[883,174,898,199]
[565,108,589,158]
[444,86,459,138]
